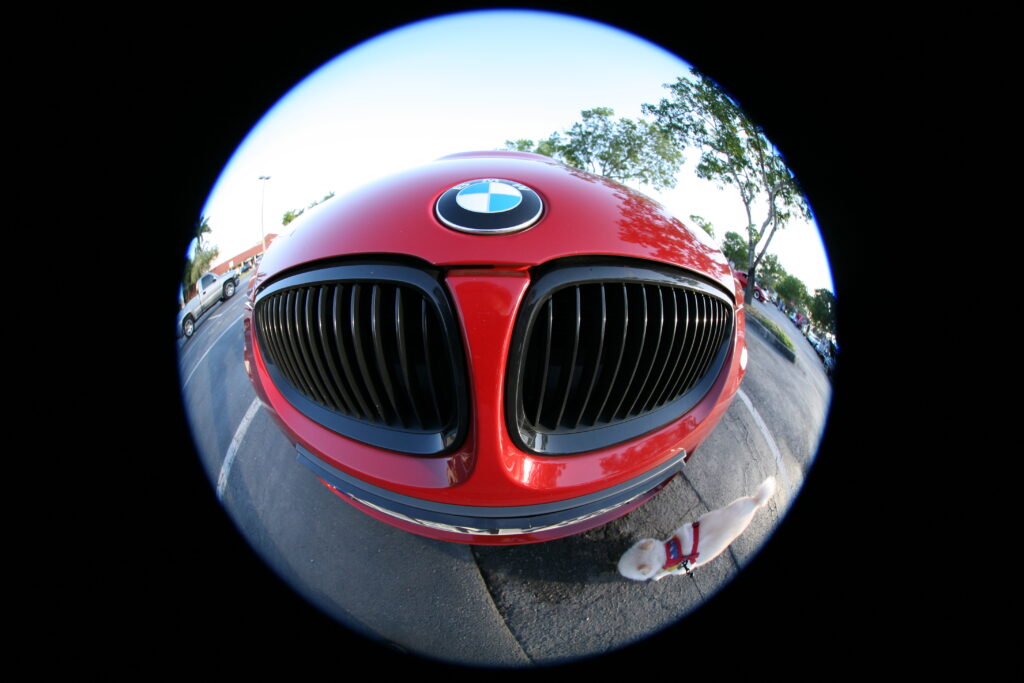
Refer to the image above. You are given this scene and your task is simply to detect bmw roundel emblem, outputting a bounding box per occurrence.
[436,179,543,234]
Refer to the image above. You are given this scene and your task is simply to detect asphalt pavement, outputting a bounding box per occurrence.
[176,280,832,667]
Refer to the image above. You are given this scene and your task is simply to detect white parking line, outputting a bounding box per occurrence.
[736,388,791,492]
[217,397,263,501]
[180,312,244,389]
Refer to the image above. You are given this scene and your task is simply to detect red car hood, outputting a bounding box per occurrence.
[252,151,735,296]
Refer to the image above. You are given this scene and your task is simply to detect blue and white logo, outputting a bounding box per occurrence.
[455,181,523,213]
[436,178,543,234]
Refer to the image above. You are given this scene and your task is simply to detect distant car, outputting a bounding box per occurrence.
[177,269,239,339]
[242,150,748,545]
[813,336,829,359]
[733,273,767,303]
[821,342,837,377]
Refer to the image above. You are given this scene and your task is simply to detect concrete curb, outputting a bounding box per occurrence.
[745,313,797,363]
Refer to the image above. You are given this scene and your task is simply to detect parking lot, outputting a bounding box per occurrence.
[176,278,832,666]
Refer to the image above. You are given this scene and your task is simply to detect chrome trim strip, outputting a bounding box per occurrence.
[338,487,646,536]
[297,444,686,533]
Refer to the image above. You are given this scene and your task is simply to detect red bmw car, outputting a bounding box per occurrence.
[242,151,747,545]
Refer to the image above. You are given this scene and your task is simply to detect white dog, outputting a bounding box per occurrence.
[618,476,776,581]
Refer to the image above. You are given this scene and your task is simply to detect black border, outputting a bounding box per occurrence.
[131,3,909,670]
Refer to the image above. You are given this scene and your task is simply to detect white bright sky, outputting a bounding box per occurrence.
[199,9,834,295]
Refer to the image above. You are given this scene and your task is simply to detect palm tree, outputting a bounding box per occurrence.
[194,215,212,251]
[183,215,218,297]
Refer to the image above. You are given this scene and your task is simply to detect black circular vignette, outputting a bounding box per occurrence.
[125,4,904,672]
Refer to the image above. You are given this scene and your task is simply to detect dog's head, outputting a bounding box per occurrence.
[617,538,666,581]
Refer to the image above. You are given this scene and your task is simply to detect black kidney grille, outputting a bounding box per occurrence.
[253,269,465,455]
[517,280,732,440]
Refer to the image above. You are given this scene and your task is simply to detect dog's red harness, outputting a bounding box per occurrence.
[662,521,700,572]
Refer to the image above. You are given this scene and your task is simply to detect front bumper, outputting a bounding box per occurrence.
[298,443,687,543]
[244,263,746,544]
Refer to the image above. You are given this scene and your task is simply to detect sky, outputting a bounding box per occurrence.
[198,9,835,295]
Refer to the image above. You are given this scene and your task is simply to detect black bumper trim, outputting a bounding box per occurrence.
[296,445,686,534]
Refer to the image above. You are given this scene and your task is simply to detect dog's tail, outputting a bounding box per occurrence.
[752,476,777,507]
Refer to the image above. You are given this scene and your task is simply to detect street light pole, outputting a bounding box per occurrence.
[259,175,271,255]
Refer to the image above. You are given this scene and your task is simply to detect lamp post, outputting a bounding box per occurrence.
[258,175,271,255]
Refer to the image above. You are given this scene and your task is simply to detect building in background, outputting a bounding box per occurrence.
[210,234,279,276]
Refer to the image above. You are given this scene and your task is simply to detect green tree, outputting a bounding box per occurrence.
[720,231,748,269]
[758,253,786,291]
[505,138,536,153]
[643,71,811,305]
[282,191,336,226]
[505,136,562,158]
[559,108,682,190]
[810,288,837,336]
[194,215,213,251]
[182,215,220,297]
[776,274,809,311]
[688,214,714,239]
[505,107,682,191]
[186,245,219,289]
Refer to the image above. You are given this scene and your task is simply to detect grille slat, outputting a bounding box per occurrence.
[420,299,443,428]
[532,298,554,426]
[588,284,628,427]
[688,297,720,393]
[394,288,424,430]
[609,284,645,421]
[253,264,467,455]
[288,289,324,406]
[272,296,296,391]
[569,284,606,430]
[510,264,734,455]
[644,287,679,413]
[626,285,664,417]
[306,287,342,413]
[370,284,403,428]
[672,291,704,398]
[317,285,357,417]
[334,284,371,421]
[350,284,388,424]
[552,286,581,430]
[268,295,294,393]
[651,288,687,410]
